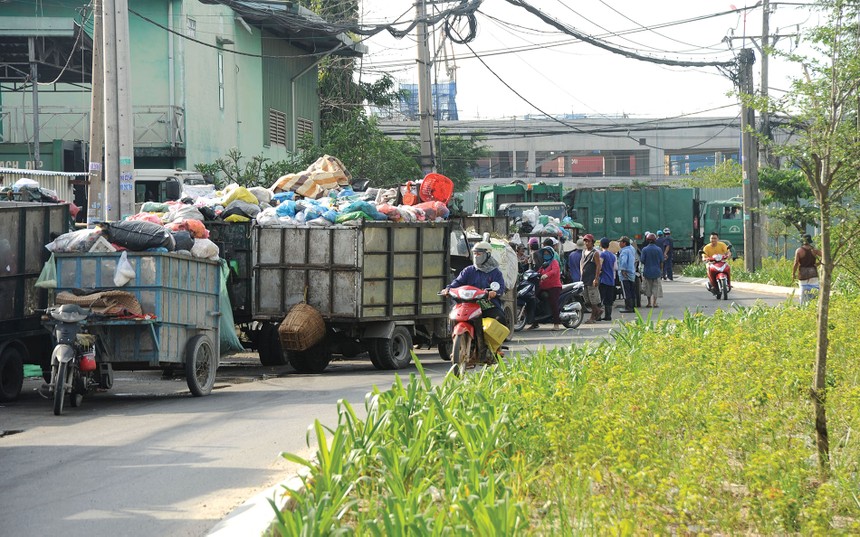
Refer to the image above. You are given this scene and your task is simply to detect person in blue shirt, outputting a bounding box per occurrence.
[640,233,664,308]
[567,238,584,283]
[617,236,637,312]
[598,237,617,321]
[662,227,674,280]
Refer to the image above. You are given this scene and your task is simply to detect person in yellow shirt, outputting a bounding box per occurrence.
[701,232,731,291]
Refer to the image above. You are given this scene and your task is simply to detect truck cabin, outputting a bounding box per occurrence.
[133,170,209,204]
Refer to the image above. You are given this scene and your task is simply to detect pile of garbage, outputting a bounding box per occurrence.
[514,205,582,241]
[44,156,456,259]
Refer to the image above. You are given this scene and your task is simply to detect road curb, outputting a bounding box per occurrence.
[674,276,796,298]
[207,460,310,536]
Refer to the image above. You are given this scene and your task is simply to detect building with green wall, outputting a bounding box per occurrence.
[0,1,364,172]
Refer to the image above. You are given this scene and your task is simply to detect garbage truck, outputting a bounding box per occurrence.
[0,201,71,401]
[210,220,455,373]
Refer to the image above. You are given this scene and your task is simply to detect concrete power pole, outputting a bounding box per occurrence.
[416,0,435,175]
[28,37,40,169]
[87,0,105,226]
[739,48,762,271]
[102,0,135,221]
[759,0,775,167]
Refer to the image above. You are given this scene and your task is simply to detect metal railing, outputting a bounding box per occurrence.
[0,105,185,148]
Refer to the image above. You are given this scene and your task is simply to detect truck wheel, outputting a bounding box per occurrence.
[374,326,413,370]
[437,340,452,361]
[287,341,332,374]
[504,304,515,340]
[185,335,217,396]
[258,323,288,366]
[0,346,24,402]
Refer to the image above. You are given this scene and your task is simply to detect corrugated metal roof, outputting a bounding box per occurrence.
[0,167,89,177]
[199,0,366,56]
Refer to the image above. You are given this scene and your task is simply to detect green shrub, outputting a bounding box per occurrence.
[275,299,860,534]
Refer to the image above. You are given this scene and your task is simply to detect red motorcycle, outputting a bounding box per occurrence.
[443,282,504,376]
[706,254,731,300]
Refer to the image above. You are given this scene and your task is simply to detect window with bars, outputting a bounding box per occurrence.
[296,117,313,142]
[269,109,287,147]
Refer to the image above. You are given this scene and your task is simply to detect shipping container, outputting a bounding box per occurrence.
[0,201,71,401]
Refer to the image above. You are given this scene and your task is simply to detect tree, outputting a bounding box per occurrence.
[299,112,421,187]
[758,167,819,234]
[679,160,743,188]
[758,0,860,475]
[404,130,489,192]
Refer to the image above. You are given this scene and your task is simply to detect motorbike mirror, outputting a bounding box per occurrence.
[490,282,501,292]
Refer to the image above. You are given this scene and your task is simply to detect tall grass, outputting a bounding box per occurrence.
[273,297,860,534]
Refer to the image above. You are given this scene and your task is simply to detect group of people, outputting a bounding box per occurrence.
[511,227,676,327]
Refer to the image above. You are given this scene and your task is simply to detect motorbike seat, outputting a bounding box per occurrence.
[49,303,91,323]
[561,283,576,293]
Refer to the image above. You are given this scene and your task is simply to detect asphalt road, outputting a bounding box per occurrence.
[0,277,791,537]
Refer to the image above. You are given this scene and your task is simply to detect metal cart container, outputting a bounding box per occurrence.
[251,221,453,373]
[53,252,221,396]
[0,201,70,401]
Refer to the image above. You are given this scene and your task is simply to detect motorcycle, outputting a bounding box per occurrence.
[443,282,508,376]
[43,304,103,415]
[513,270,584,331]
[706,254,731,300]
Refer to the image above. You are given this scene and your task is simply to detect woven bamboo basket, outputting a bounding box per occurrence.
[278,303,326,351]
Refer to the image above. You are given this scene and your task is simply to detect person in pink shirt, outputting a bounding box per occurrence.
[537,246,562,330]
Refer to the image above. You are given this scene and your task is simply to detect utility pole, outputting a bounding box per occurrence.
[87,0,105,226]
[759,0,775,166]
[416,0,435,175]
[28,37,40,169]
[739,48,762,271]
[102,0,135,220]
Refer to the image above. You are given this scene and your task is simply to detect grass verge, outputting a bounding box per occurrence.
[271,298,860,534]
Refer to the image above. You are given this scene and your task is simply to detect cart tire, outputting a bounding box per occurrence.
[373,327,413,370]
[53,361,70,416]
[258,323,288,366]
[437,340,452,361]
[185,335,217,397]
[0,346,24,402]
[287,341,332,374]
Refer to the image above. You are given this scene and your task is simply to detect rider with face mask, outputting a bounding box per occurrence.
[441,241,508,359]
[442,241,507,320]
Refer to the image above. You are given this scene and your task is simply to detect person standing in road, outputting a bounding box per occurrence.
[617,236,637,313]
[537,246,563,330]
[792,234,822,305]
[662,227,674,280]
[640,232,664,308]
[580,234,603,323]
[598,237,616,321]
[567,238,584,283]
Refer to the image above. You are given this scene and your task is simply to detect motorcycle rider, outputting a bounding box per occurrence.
[702,231,732,291]
[441,241,507,359]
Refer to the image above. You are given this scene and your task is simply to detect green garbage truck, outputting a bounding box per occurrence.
[565,186,744,261]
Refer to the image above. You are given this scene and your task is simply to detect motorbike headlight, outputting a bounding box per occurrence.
[458,289,477,300]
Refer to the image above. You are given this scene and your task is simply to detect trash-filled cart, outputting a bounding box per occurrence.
[52,252,221,397]
[251,221,453,373]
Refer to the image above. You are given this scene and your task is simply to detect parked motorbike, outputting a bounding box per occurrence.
[43,304,103,415]
[514,270,584,331]
[443,282,508,376]
[706,254,731,300]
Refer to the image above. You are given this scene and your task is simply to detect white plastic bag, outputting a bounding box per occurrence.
[191,238,220,261]
[113,251,136,287]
